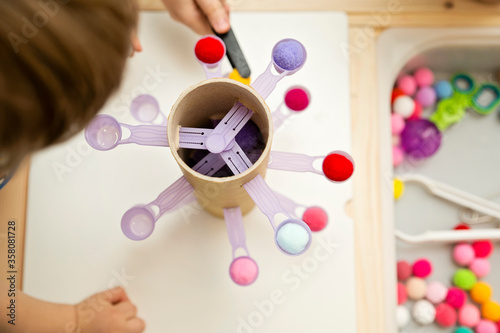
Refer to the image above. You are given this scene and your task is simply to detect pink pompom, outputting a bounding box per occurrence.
[446,287,467,309]
[409,101,423,120]
[229,257,259,286]
[393,146,404,167]
[415,87,437,107]
[414,68,435,87]
[435,303,457,327]
[453,243,476,266]
[302,206,328,232]
[397,260,412,281]
[391,113,406,135]
[285,87,310,111]
[458,304,481,328]
[472,240,494,258]
[397,75,417,96]
[397,282,407,305]
[476,319,498,333]
[426,281,448,304]
[413,258,432,278]
[469,258,491,278]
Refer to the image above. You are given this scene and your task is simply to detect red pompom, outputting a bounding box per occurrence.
[302,206,328,232]
[322,153,354,182]
[391,88,405,104]
[435,303,457,327]
[195,36,225,64]
[472,240,494,258]
[397,282,407,305]
[285,88,309,111]
[454,223,471,231]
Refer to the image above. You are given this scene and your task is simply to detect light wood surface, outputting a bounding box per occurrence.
[4,1,500,333]
[140,0,500,13]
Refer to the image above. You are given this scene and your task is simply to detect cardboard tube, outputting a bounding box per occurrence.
[168,78,273,217]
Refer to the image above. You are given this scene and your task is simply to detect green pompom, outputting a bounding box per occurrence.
[453,269,477,291]
[455,327,473,333]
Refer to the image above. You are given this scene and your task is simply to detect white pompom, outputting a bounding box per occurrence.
[393,96,415,119]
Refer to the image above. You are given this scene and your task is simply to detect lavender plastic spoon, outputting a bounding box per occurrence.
[85,115,169,151]
[205,39,306,154]
[224,207,259,286]
[243,174,312,256]
[121,176,194,241]
[131,94,166,125]
[251,39,307,100]
[267,150,355,183]
[219,142,253,175]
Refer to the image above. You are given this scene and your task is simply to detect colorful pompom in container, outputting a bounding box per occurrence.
[397,260,412,281]
[472,240,494,258]
[469,258,491,278]
[458,304,481,328]
[413,258,433,278]
[414,67,434,87]
[426,281,448,304]
[415,86,437,107]
[471,282,493,304]
[453,243,476,266]
[397,305,410,329]
[434,80,453,99]
[435,303,457,328]
[393,95,416,118]
[397,75,417,96]
[453,268,477,291]
[412,299,436,325]
[391,113,406,135]
[392,146,404,167]
[406,277,427,300]
[475,319,498,333]
[446,287,467,309]
[397,282,407,305]
[481,301,500,322]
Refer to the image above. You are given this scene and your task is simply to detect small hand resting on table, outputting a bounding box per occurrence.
[162,0,231,35]
[0,285,145,333]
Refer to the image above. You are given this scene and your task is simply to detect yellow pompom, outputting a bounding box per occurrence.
[229,69,251,85]
[482,301,500,322]
[470,282,492,304]
[394,178,404,200]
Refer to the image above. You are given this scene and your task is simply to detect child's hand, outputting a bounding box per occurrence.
[75,287,145,333]
[162,0,230,35]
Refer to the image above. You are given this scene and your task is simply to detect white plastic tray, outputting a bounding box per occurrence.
[378,28,500,332]
[24,12,355,333]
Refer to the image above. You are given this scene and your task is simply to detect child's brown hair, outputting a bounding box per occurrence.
[0,0,137,174]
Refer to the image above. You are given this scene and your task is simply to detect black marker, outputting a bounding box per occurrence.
[214,27,251,78]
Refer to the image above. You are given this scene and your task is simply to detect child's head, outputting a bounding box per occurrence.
[0,0,137,175]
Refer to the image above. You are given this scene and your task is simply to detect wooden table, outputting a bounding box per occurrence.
[3,1,500,332]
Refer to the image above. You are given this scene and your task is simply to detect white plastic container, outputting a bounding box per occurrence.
[378,28,500,332]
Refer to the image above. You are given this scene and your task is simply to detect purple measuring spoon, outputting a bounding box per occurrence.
[204,39,307,154]
[243,175,312,256]
[267,150,355,183]
[130,94,166,125]
[223,207,259,286]
[121,176,194,241]
[272,86,311,130]
[251,39,307,100]
[85,115,169,151]
[195,35,226,79]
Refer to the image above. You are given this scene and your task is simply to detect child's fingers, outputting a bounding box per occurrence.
[196,0,230,33]
[105,286,130,304]
[126,317,146,333]
[114,301,138,319]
